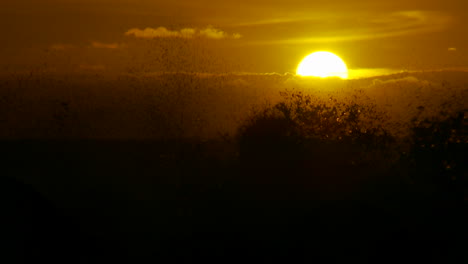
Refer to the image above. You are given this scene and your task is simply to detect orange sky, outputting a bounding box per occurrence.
[1,0,467,73]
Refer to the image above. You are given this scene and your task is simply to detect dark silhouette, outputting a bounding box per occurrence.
[1,82,466,263]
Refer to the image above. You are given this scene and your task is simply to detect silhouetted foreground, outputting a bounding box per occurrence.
[2,133,466,263]
[1,79,466,263]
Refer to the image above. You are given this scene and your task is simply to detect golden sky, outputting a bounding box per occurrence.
[1,0,467,73]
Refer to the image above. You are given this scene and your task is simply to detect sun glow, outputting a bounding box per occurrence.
[297,51,348,79]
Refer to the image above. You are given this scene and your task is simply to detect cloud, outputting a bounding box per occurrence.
[242,10,452,45]
[198,27,242,39]
[369,76,431,87]
[125,26,242,40]
[50,42,124,51]
[90,41,123,49]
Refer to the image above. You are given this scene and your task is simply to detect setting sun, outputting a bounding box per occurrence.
[297,51,348,79]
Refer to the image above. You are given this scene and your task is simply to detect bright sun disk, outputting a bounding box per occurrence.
[297,51,348,79]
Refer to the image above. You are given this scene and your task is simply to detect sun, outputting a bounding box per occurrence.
[297,51,348,79]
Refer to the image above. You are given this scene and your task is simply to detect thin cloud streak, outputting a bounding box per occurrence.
[125,26,242,40]
[90,41,123,49]
[241,10,452,45]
